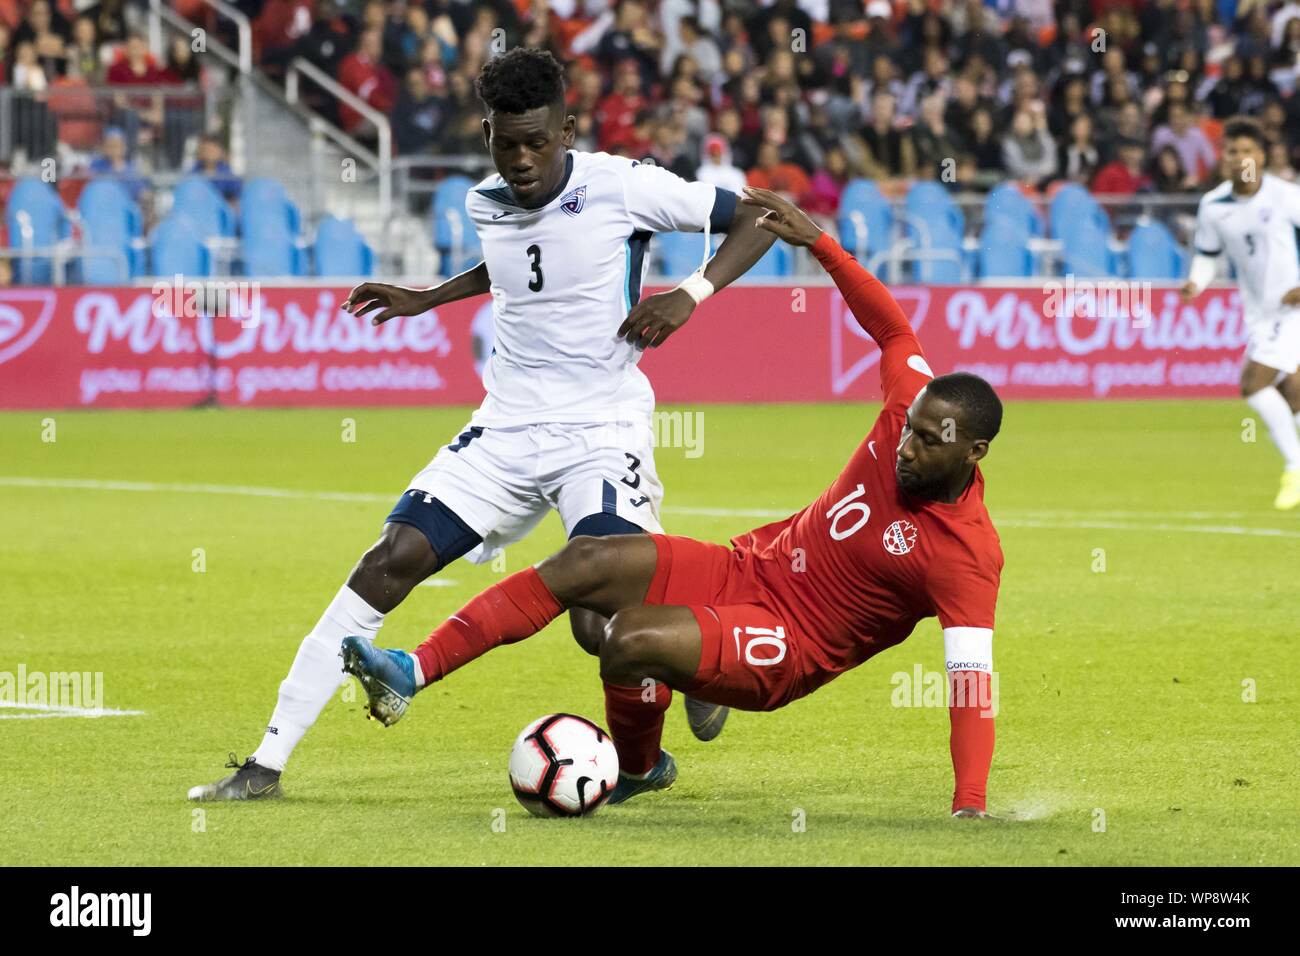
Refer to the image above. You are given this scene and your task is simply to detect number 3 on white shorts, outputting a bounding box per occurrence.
[826,483,871,540]
[733,626,788,667]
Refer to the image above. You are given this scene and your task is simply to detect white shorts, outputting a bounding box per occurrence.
[1245,311,1300,374]
[404,421,664,564]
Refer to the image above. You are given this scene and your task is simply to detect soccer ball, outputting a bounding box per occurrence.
[508,714,619,817]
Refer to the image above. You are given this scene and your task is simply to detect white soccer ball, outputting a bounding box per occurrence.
[508,714,620,817]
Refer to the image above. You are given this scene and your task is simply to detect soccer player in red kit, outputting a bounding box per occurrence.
[341,187,1005,817]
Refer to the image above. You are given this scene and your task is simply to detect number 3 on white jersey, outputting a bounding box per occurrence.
[826,483,871,540]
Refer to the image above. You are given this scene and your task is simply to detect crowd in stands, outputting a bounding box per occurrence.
[238,0,1300,213]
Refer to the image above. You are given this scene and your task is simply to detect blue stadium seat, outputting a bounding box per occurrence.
[1127,221,1185,280]
[654,230,709,276]
[432,175,480,276]
[1049,183,1108,238]
[5,177,70,283]
[150,214,209,277]
[78,179,143,282]
[904,180,965,237]
[242,219,302,276]
[837,178,894,261]
[985,182,1043,237]
[978,220,1034,278]
[1060,218,1117,277]
[239,177,300,235]
[314,215,373,277]
[171,175,236,239]
[903,181,966,281]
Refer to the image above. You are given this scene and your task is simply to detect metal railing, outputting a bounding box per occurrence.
[148,0,251,76]
[285,58,392,233]
[0,85,221,172]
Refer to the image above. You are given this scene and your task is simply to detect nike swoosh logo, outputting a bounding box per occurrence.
[868,440,877,459]
[246,780,277,797]
[492,211,511,220]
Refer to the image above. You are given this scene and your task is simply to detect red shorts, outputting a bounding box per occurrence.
[644,534,806,711]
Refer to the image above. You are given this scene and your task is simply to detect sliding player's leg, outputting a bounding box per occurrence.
[1241,355,1300,509]
[550,422,730,741]
[597,598,805,805]
[340,533,663,725]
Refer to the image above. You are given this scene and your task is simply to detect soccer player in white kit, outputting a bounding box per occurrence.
[189,48,776,800]
[1181,119,1300,510]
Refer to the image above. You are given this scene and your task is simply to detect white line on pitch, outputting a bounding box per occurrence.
[1,476,1294,537]
[0,702,145,718]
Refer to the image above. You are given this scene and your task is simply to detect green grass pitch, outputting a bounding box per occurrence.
[1,400,1296,866]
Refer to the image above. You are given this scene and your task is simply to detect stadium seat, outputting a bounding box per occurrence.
[78,179,144,282]
[1060,218,1117,277]
[654,230,710,276]
[1049,183,1108,238]
[239,177,300,235]
[242,219,302,276]
[985,182,1044,237]
[432,175,480,276]
[978,220,1034,278]
[170,175,236,239]
[837,178,894,261]
[314,215,373,277]
[1127,220,1186,280]
[150,214,209,277]
[904,180,965,238]
[4,176,71,283]
[903,182,966,281]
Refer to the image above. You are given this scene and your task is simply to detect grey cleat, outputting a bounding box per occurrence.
[187,753,283,801]
[683,696,730,742]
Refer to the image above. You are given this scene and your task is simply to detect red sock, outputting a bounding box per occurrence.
[603,681,672,776]
[414,567,563,684]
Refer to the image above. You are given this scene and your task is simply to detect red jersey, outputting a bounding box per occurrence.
[731,233,1003,693]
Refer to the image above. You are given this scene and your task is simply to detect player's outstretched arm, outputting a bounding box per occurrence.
[343,260,492,325]
[617,194,778,349]
[949,668,996,819]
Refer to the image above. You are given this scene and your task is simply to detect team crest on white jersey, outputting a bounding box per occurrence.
[882,519,918,555]
[560,185,587,217]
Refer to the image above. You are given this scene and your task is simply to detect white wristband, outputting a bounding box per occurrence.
[676,269,714,305]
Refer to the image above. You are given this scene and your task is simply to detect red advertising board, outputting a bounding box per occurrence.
[0,284,1246,409]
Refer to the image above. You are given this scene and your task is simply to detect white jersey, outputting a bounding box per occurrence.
[464,149,737,427]
[1193,174,1300,324]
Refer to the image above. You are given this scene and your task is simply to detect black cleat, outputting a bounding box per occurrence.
[683,696,730,742]
[187,753,283,801]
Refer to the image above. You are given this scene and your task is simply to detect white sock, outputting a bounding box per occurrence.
[1247,387,1300,470]
[410,652,426,688]
[252,586,385,772]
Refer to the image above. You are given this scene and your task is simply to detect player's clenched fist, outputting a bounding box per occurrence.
[342,283,435,326]
[743,186,824,248]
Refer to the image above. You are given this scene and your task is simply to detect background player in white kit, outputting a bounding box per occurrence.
[1181,119,1300,510]
[189,48,776,800]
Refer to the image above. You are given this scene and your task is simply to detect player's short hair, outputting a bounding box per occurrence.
[475,48,566,116]
[926,372,1003,443]
[1223,117,1268,151]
